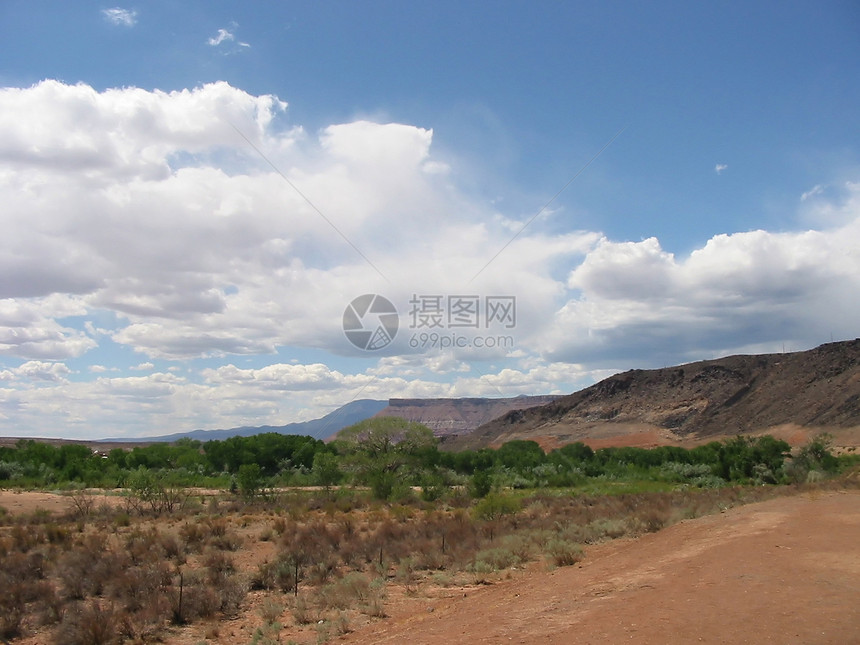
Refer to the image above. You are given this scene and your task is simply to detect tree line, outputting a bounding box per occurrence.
[0,417,846,498]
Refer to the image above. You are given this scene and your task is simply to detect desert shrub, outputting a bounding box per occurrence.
[395,556,419,593]
[786,434,839,483]
[210,528,243,551]
[53,600,122,645]
[58,535,122,600]
[331,611,352,634]
[305,553,339,586]
[126,468,187,515]
[214,574,246,617]
[412,542,448,571]
[470,560,494,584]
[68,489,97,520]
[290,594,317,625]
[585,518,629,541]
[472,493,521,523]
[258,597,284,624]
[472,492,521,540]
[499,533,534,562]
[124,526,163,564]
[545,538,584,566]
[360,577,387,617]
[637,506,671,533]
[473,547,520,571]
[0,583,26,639]
[661,462,714,482]
[318,573,368,610]
[107,559,171,613]
[11,523,45,552]
[202,549,236,581]
[167,569,223,624]
[252,555,296,593]
[271,516,287,535]
[250,621,282,645]
[2,549,47,582]
[35,581,65,627]
[178,521,206,552]
[44,522,72,546]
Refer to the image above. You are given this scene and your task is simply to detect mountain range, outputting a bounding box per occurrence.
[103,399,388,443]
[98,339,860,452]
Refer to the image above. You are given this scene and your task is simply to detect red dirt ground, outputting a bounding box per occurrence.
[343,490,860,645]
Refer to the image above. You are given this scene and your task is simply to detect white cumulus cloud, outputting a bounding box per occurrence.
[1,79,858,437]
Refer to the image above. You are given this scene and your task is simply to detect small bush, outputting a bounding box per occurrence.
[545,539,583,566]
[290,595,317,625]
[0,583,26,639]
[258,597,284,624]
[53,600,122,645]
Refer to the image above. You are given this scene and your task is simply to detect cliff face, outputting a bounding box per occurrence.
[372,396,561,437]
[452,340,860,450]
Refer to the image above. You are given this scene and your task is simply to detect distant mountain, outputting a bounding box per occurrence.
[451,340,860,451]
[103,399,388,443]
[371,395,562,438]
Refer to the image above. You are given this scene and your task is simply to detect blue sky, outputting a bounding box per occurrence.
[1,1,859,438]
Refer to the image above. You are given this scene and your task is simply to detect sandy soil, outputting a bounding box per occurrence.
[0,489,76,515]
[343,490,860,645]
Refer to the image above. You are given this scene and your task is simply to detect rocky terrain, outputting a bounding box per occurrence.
[453,339,860,451]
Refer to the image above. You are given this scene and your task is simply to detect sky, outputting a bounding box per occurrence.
[1,1,859,439]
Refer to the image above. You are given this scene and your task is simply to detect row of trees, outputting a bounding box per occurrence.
[0,419,844,497]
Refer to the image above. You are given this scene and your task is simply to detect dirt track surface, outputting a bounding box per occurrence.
[345,490,860,645]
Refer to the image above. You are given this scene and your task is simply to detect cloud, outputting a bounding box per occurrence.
[545,204,860,366]
[102,8,137,27]
[1,360,71,382]
[801,184,824,201]
[208,28,235,46]
[715,163,728,175]
[0,296,96,360]
[1,79,858,437]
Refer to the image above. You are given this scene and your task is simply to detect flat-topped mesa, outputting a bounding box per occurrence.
[373,395,563,437]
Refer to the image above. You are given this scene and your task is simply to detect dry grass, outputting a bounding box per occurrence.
[0,478,853,643]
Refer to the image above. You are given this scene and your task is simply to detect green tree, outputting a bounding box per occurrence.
[337,418,438,499]
[787,433,838,482]
[311,451,343,488]
[237,463,263,498]
[468,469,493,498]
[495,440,546,472]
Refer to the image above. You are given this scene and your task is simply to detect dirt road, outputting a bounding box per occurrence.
[345,490,860,644]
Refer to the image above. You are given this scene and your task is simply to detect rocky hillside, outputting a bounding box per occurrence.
[453,340,860,450]
[373,395,561,437]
